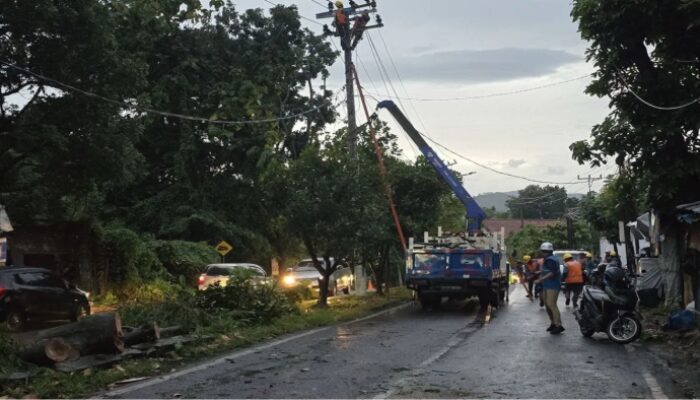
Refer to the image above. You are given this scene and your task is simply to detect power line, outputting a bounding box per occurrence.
[363,74,593,102]
[308,0,328,9]
[414,130,582,185]
[0,59,344,126]
[365,32,453,163]
[616,70,700,111]
[506,182,589,205]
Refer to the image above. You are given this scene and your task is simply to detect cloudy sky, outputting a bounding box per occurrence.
[235,0,613,195]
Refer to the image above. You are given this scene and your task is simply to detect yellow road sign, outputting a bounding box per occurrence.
[215,240,233,256]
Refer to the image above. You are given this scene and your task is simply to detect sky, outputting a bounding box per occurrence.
[234,0,613,195]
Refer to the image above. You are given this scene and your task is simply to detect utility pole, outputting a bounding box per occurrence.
[577,174,603,194]
[317,0,383,154]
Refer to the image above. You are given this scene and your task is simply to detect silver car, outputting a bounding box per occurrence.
[282,258,353,296]
[197,263,267,291]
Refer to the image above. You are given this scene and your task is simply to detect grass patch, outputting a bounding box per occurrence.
[1,289,411,398]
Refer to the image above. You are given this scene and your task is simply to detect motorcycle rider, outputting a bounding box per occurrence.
[607,251,622,268]
[580,252,596,275]
[562,253,584,307]
[534,242,564,334]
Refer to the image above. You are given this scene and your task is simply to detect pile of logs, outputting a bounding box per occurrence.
[16,313,193,372]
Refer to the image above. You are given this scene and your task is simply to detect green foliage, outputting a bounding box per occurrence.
[0,0,338,291]
[570,0,700,213]
[437,195,467,232]
[97,225,163,285]
[0,332,27,375]
[196,279,296,323]
[507,222,597,258]
[281,284,315,303]
[151,240,218,282]
[506,185,579,219]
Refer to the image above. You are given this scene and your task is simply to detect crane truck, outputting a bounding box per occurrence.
[376,100,509,310]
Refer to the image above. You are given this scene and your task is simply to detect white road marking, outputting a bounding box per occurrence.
[104,301,413,397]
[625,345,667,399]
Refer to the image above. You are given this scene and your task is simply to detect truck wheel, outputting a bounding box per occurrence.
[419,294,431,309]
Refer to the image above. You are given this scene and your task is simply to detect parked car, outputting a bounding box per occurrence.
[282,258,354,296]
[197,263,267,291]
[0,267,91,331]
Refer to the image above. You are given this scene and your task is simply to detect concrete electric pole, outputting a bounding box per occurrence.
[317,0,383,154]
[577,174,604,194]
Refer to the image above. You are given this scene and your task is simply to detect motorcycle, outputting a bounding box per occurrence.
[574,271,642,344]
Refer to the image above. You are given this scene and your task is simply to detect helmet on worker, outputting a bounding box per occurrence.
[523,255,531,262]
[610,251,617,257]
[563,253,573,261]
[335,0,344,8]
[539,242,554,257]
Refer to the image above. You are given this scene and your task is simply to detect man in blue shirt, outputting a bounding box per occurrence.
[535,242,564,334]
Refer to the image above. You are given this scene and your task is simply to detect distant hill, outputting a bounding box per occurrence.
[474,191,584,213]
[473,192,517,212]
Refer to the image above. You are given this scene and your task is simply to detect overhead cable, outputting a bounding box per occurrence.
[0,60,344,126]
[415,131,581,185]
[363,74,593,102]
[616,70,700,111]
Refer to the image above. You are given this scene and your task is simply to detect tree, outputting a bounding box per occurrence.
[507,222,597,259]
[0,0,339,288]
[579,174,640,244]
[570,0,700,306]
[505,185,577,219]
[268,145,365,307]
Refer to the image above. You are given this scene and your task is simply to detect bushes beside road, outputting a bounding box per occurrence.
[1,280,411,398]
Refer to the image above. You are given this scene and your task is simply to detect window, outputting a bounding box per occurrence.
[414,254,447,270]
[15,272,65,288]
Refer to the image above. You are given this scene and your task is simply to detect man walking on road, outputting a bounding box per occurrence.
[535,242,564,334]
[562,253,584,307]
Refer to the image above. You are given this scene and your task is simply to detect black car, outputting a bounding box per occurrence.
[0,267,90,331]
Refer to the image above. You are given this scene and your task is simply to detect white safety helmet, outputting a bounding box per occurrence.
[539,242,554,251]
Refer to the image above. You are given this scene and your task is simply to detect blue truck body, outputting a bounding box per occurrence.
[376,100,508,308]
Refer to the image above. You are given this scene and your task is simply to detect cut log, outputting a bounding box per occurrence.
[123,322,160,346]
[23,313,124,363]
[158,326,184,339]
[18,337,77,365]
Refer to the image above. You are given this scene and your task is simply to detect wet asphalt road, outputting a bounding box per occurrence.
[106,288,684,399]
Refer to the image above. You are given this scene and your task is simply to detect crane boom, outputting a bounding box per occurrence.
[376,100,486,231]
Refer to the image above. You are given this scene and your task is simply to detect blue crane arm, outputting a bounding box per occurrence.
[376,100,486,231]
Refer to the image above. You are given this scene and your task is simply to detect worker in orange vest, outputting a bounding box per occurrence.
[334,1,350,49]
[562,253,584,307]
[524,255,539,299]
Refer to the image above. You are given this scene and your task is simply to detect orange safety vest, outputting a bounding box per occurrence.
[335,10,347,25]
[565,261,584,284]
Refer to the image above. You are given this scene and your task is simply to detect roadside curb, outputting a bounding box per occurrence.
[103,300,413,397]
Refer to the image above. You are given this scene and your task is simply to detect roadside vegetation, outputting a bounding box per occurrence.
[0,278,412,398]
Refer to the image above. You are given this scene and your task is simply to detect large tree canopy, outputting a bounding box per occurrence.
[505,185,578,219]
[0,0,337,263]
[570,0,700,213]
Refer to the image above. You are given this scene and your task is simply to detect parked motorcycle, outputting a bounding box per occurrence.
[574,266,642,344]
